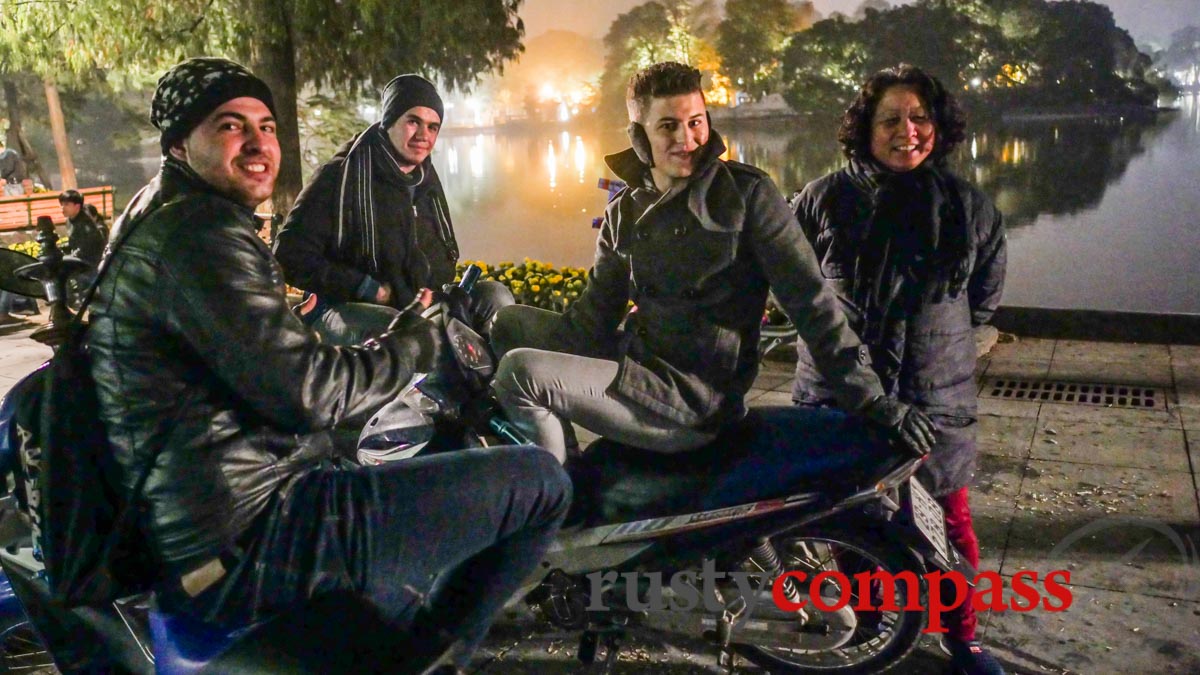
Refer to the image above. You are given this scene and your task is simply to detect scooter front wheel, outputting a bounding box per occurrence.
[733,525,927,674]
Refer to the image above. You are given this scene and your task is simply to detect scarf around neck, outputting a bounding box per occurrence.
[335,123,440,275]
[850,159,971,390]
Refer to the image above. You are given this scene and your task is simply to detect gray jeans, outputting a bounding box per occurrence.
[491,305,715,462]
[313,280,514,346]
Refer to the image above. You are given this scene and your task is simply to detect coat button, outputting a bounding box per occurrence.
[682,288,698,299]
[673,225,687,236]
[636,326,649,337]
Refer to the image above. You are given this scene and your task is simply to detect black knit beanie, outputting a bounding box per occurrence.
[380,74,444,130]
[151,57,278,154]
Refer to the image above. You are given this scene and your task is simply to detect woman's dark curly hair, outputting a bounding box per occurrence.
[837,64,966,164]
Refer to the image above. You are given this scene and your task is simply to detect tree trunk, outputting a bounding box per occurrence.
[43,78,76,190]
[247,0,302,240]
[3,78,54,187]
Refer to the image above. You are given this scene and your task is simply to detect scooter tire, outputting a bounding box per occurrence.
[733,524,928,675]
[0,620,56,674]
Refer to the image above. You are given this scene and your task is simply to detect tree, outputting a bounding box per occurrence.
[599,0,724,118]
[717,0,804,99]
[2,76,54,187]
[0,0,526,215]
[779,0,1163,113]
[1158,26,1200,89]
[780,15,873,115]
[851,0,890,21]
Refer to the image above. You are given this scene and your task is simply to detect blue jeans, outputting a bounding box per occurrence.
[158,445,570,669]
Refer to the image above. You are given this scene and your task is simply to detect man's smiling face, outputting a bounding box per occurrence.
[172,97,280,208]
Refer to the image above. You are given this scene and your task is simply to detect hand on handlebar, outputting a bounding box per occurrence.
[374,282,394,305]
[386,289,443,372]
[861,396,937,458]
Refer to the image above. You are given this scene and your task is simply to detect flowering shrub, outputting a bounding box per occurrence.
[458,258,792,328]
[7,237,69,259]
[456,259,588,312]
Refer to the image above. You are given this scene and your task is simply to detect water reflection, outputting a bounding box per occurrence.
[430,105,1194,312]
[955,115,1171,228]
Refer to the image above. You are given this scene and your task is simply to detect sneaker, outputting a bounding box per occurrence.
[944,638,1006,675]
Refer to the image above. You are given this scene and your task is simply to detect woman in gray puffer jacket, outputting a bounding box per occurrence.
[790,64,1007,675]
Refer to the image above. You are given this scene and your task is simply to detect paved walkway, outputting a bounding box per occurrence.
[1,315,1197,674]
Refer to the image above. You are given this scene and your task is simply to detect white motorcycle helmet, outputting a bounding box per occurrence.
[356,377,438,465]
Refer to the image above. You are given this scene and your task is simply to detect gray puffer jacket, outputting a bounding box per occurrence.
[791,159,1006,494]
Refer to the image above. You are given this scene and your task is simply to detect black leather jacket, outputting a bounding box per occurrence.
[87,160,434,575]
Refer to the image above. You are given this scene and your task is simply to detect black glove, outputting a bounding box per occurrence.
[861,396,937,458]
[439,282,474,325]
[386,297,444,373]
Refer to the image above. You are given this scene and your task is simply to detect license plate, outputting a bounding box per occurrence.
[908,479,950,561]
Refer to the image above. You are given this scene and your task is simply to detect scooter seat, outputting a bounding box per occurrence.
[569,406,902,525]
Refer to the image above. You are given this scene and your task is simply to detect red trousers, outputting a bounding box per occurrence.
[936,487,980,642]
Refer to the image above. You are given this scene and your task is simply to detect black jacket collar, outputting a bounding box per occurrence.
[604,129,729,189]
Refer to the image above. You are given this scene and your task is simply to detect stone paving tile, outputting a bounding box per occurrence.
[971,454,1024,566]
[473,607,967,674]
[751,372,793,392]
[977,397,1041,419]
[1169,344,1200,367]
[1030,420,1190,472]
[978,414,1038,459]
[983,584,1200,674]
[1003,460,1200,600]
[747,390,794,408]
[744,388,772,402]
[1052,340,1171,364]
[1179,409,1200,443]
[1174,366,1200,407]
[1038,402,1181,430]
[757,356,794,375]
[1047,359,1175,388]
[989,336,1056,362]
[981,356,1053,381]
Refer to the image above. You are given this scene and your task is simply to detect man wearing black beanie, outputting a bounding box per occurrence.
[81,57,568,673]
[274,74,513,345]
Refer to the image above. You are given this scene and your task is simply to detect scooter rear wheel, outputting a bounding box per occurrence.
[0,620,56,674]
[733,525,927,674]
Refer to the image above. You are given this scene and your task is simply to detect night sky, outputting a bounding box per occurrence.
[521,0,1200,46]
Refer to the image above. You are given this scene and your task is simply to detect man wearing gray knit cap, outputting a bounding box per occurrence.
[275,74,513,345]
[82,57,568,674]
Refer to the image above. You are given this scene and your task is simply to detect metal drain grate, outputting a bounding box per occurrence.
[980,377,1165,409]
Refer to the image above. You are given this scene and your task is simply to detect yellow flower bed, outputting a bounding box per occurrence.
[7,237,69,259]
[458,258,790,326]
[457,259,589,312]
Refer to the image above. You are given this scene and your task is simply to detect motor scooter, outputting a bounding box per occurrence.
[357,265,974,673]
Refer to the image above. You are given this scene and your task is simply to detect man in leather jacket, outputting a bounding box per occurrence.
[489,62,936,463]
[86,57,570,673]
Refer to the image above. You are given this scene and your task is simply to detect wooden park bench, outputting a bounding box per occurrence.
[0,186,115,233]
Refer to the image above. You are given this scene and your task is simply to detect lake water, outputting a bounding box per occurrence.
[432,96,1200,315]
[96,95,1200,314]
